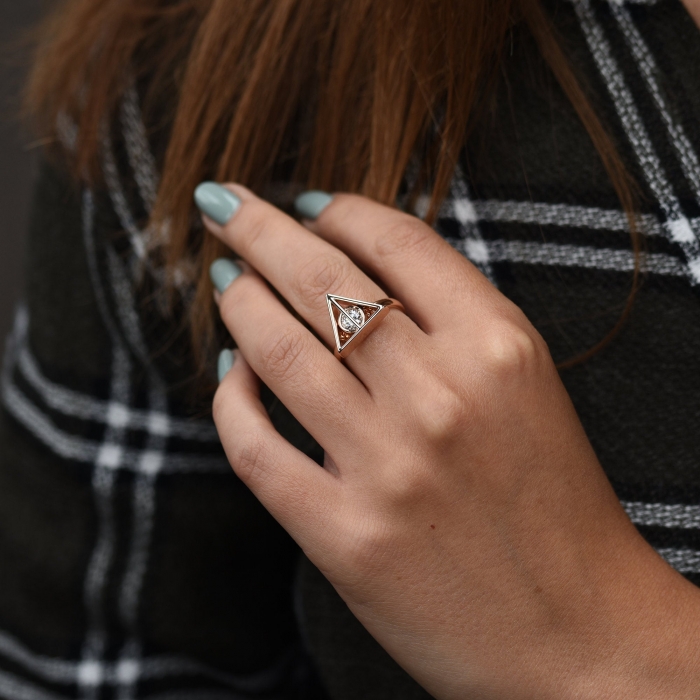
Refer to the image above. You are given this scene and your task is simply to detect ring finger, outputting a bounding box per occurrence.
[196,182,422,377]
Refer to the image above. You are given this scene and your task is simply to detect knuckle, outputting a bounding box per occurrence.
[235,201,273,253]
[228,428,270,485]
[258,327,310,383]
[374,217,434,263]
[341,516,393,577]
[480,322,543,377]
[382,463,438,509]
[293,252,352,304]
[413,378,470,441]
[211,389,271,486]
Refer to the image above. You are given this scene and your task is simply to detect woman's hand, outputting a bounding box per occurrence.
[196,183,700,700]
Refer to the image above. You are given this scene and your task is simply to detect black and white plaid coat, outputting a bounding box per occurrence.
[2,0,700,698]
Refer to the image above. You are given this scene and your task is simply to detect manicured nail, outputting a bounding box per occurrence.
[218,349,235,382]
[195,182,241,225]
[294,190,333,220]
[210,258,242,293]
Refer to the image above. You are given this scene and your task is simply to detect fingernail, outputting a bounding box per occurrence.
[195,182,241,225]
[210,258,242,293]
[294,190,333,220]
[218,349,235,382]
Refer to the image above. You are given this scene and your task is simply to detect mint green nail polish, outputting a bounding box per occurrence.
[195,182,241,225]
[294,190,333,220]
[218,349,235,382]
[210,258,242,293]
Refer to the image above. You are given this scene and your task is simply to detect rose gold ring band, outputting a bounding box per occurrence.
[326,293,405,360]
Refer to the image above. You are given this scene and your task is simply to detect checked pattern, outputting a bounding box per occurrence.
[3,0,700,697]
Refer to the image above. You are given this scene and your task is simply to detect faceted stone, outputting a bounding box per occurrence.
[338,306,365,332]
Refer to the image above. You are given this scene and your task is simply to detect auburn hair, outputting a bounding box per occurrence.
[25,0,639,373]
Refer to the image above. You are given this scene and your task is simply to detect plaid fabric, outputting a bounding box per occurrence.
[450,0,700,581]
[0,85,324,700]
[1,0,700,698]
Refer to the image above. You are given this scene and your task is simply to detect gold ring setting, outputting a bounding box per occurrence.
[326,293,405,359]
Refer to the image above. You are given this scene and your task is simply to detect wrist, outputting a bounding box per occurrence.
[561,533,700,700]
[409,512,700,700]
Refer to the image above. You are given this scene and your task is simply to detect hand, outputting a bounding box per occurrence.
[198,184,700,700]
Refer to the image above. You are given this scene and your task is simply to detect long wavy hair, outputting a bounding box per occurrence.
[25,0,639,371]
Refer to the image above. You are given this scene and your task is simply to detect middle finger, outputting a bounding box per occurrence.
[217,263,373,451]
[196,182,422,374]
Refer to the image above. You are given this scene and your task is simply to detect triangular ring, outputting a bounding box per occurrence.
[326,293,405,359]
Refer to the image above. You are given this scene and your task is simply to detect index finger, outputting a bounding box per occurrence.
[296,192,498,332]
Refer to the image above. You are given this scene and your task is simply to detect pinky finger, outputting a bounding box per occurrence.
[213,349,341,548]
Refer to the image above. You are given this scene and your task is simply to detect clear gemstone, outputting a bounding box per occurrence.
[338,306,365,332]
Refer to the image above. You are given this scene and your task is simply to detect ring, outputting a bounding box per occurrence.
[326,293,405,359]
